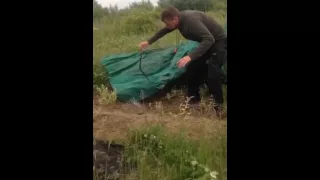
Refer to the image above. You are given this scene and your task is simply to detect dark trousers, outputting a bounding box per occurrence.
[186,38,227,105]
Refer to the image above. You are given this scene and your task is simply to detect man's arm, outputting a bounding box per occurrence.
[147,27,174,45]
[187,21,215,60]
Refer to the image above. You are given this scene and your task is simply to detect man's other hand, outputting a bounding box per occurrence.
[177,56,191,68]
[139,41,149,51]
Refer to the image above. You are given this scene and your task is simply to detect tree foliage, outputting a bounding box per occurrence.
[93,0,119,20]
[93,0,104,19]
[157,0,226,11]
[93,0,226,21]
[129,0,154,10]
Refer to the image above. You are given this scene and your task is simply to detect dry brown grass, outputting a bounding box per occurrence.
[93,99,226,142]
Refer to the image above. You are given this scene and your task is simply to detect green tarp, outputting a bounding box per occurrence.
[101,41,199,101]
[101,40,227,102]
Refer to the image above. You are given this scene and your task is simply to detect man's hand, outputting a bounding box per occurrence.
[139,41,149,51]
[177,56,191,68]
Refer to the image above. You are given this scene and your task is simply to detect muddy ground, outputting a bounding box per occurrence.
[93,140,124,179]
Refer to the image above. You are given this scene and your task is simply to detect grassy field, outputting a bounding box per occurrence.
[93,6,227,180]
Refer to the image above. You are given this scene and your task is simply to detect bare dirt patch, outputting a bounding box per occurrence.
[93,99,227,142]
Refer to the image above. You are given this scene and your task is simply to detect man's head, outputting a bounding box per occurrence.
[161,6,180,29]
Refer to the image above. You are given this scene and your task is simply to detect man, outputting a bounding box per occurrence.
[139,6,227,112]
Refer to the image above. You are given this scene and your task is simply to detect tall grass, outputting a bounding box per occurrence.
[124,125,226,180]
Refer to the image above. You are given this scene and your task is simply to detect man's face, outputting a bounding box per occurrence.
[164,17,179,29]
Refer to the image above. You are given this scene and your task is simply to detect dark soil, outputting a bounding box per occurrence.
[93,140,124,180]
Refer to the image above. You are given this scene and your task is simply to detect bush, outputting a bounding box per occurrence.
[123,11,159,35]
[94,84,117,104]
[212,0,227,11]
[205,11,226,26]
[93,64,107,86]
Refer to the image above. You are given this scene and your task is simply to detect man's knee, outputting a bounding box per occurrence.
[210,50,227,67]
[207,63,221,80]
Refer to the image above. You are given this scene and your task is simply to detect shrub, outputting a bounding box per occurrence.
[123,12,158,35]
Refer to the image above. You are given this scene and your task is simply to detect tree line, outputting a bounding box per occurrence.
[93,0,226,20]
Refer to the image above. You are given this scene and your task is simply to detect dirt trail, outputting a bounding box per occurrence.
[93,101,227,142]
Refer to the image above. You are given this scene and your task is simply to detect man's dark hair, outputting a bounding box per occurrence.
[161,6,180,22]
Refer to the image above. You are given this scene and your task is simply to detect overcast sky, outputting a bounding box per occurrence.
[96,0,158,9]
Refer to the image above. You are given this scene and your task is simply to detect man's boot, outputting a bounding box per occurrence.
[214,104,223,117]
[187,95,201,109]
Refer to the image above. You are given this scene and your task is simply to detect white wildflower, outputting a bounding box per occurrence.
[205,167,210,172]
[210,171,218,179]
[142,151,147,156]
[144,134,147,138]
[191,160,198,166]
